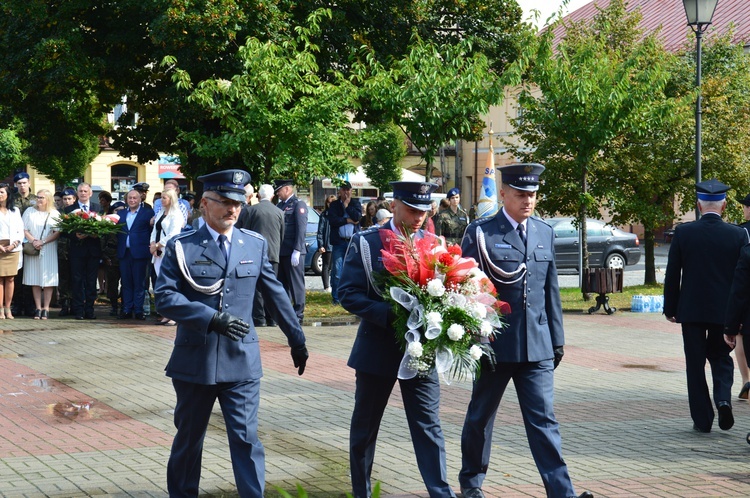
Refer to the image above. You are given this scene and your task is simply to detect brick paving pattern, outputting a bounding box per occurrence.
[0,308,749,497]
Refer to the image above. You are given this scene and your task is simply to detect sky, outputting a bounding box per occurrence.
[516,0,593,26]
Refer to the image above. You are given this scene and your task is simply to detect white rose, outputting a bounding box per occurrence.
[470,302,487,319]
[407,341,423,358]
[480,320,494,337]
[447,324,465,341]
[426,279,445,297]
[445,292,467,308]
[426,311,443,328]
[469,344,483,361]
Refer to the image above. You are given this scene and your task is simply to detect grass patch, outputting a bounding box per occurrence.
[305,284,665,318]
[559,283,663,313]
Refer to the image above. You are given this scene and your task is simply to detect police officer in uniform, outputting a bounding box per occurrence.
[339,181,457,498]
[155,170,308,498]
[274,179,307,324]
[434,187,469,245]
[664,179,749,433]
[459,164,592,498]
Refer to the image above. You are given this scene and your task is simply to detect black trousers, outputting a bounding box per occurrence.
[682,322,734,431]
[321,251,332,289]
[252,261,279,325]
[278,255,305,322]
[70,255,99,317]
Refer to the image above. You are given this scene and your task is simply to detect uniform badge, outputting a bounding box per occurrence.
[299,207,306,214]
[233,171,244,185]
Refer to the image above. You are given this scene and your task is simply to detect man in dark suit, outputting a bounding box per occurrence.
[725,245,750,366]
[238,183,284,327]
[459,164,592,498]
[154,169,308,498]
[64,183,102,320]
[339,181,457,498]
[275,179,308,324]
[116,189,155,320]
[327,181,361,305]
[664,179,749,433]
[733,194,750,399]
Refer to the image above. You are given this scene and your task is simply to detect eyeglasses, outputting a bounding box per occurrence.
[204,196,242,210]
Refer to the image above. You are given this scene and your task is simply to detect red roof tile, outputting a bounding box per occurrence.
[551,0,750,52]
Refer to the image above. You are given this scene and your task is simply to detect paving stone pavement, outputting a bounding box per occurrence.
[0,306,749,497]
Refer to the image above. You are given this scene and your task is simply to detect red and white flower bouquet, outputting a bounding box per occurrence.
[55,210,122,237]
[379,230,510,382]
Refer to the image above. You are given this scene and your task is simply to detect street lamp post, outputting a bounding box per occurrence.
[683,0,719,220]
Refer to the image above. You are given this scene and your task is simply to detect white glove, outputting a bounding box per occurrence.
[291,250,301,267]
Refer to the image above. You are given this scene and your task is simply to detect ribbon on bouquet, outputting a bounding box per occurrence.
[391,287,454,380]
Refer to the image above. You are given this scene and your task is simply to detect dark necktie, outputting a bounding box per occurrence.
[82,204,88,212]
[517,223,526,245]
[217,234,228,263]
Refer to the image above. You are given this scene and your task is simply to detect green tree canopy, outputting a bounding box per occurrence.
[510,0,674,283]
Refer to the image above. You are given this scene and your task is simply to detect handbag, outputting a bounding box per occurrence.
[22,242,38,256]
[23,213,50,256]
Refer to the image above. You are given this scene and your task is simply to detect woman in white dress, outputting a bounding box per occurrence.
[0,184,24,319]
[22,190,61,320]
[149,187,184,325]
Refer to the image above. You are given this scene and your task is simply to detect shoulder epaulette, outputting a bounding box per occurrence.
[172,230,194,241]
[238,227,264,240]
[472,216,494,226]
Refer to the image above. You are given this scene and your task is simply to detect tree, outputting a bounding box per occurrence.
[354,35,517,180]
[0,124,25,178]
[168,10,360,184]
[601,33,750,283]
[510,0,674,288]
[360,122,408,192]
[0,0,122,181]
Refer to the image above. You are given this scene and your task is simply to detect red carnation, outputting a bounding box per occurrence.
[447,244,462,256]
[438,253,454,266]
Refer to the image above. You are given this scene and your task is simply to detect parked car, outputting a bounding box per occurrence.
[304,208,323,275]
[545,217,641,270]
[663,222,684,243]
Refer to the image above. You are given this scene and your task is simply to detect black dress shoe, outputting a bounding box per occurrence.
[718,401,734,430]
[118,312,133,320]
[693,424,711,433]
[75,315,85,320]
[460,488,485,498]
[577,492,594,498]
[739,382,750,400]
[135,313,146,320]
[84,313,96,320]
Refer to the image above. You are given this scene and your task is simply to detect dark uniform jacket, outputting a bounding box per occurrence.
[725,244,750,335]
[340,224,429,377]
[155,225,306,384]
[461,210,563,363]
[664,214,749,324]
[277,195,307,256]
[239,200,284,264]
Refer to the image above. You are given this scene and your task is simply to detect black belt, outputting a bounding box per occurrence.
[341,237,351,241]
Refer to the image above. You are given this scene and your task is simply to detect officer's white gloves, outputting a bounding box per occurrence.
[291,250,301,267]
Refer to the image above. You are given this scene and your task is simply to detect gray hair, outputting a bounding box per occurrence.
[698,199,725,212]
[258,184,274,200]
[245,184,255,196]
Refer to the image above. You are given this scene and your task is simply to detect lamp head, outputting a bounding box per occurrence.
[683,0,719,27]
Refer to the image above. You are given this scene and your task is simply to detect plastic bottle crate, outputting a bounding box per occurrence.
[631,295,664,313]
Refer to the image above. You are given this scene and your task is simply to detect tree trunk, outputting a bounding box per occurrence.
[580,165,590,301]
[643,229,657,285]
